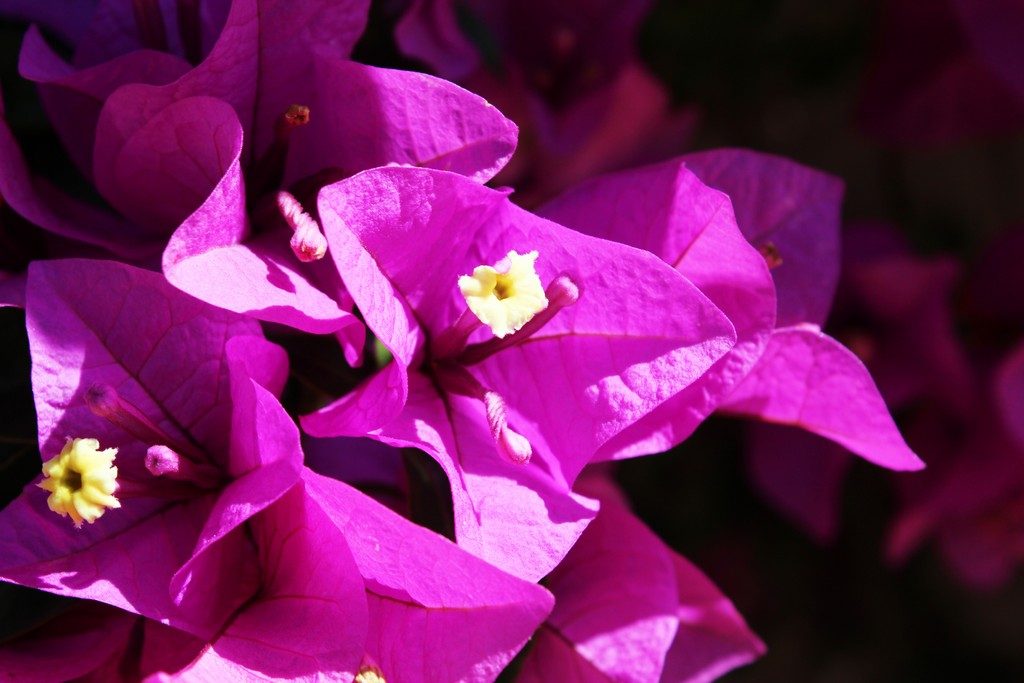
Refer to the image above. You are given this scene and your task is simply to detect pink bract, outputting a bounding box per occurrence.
[518,475,764,682]
[0,259,297,635]
[301,165,737,580]
[541,151,920,471]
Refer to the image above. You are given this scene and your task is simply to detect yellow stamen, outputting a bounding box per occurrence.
[355,665,386,683]
[458,250,548,338]
[38,438,120,528]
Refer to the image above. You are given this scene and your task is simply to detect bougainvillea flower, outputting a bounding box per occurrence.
[670,154,920,471]
[92,0,368,161]
[14,0,360,180]
[541,149,920,471]
[397,0,696,204]
[517,474,764,682]
[2,470,551,681]
[99,1,521,362]
[171,466,553,681]
[540,154,777,457]
[159,61,517,360]
[19,23,191,182]
[295,469,553,683]
[1,1,228,257]
[96,0,515,232]
[858,0,1024,144]
[301,166,737,579]
[0,258,548,677]
[1,0,522,366]
[0,258,301,635]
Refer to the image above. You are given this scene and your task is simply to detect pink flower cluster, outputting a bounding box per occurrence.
[0,0,979,680]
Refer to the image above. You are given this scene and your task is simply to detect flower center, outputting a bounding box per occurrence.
[459,250,548,338]
[63,469,83,491]
[38,438,120,528]
[493,273,516,300]
[430,255,582,464]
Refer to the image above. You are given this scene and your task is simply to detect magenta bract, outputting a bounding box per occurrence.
[0,259,297,635]
[301,165,737,579]
[518,475,764,682]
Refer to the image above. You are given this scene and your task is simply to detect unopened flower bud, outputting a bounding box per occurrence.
[145,445,222,487]
[484,392,532,465]
[277,191,327,262]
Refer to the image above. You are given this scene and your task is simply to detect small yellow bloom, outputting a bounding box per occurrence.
[458,250,548,338]
[355,666,386,683]
[38,438,120,528]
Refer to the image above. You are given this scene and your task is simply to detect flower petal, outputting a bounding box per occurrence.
[541,158,775,458]
[722,326,924,471]
[162,151,363,348]
[317,166,736,479]
[174,483,368,680]
[681,149,844,328]
[286,58,518,185]
[305,468,554,682]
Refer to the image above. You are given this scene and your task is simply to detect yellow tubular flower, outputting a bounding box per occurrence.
[355,666,386,683]
[38,438,120,528]
[458,250,548,338]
